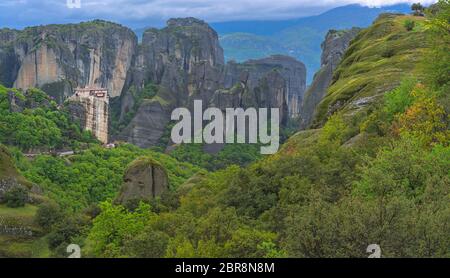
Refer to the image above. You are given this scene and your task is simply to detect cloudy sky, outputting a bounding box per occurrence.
[0,0,436,29]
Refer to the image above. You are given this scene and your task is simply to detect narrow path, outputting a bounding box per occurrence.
[24,150,74,158]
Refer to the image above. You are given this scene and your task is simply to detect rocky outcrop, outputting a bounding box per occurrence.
[117,99,171,147]
[223,55,306,118]
[211,69,289,125]
[312,14,427,127]
[133,17,224,105]
[0,20,137,101]
[6,88,52,112]
[116,18,225,147]
[2,18,308,149]
[115,157,169,206]
[299,28,360,129]
[116,20,305,148]
[67,88,109,144]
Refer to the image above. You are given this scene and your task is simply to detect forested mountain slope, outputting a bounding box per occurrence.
[0,2,448,258]
[83,6,449,258]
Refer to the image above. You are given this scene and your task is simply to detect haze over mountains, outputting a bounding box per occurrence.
[213,4,412,83]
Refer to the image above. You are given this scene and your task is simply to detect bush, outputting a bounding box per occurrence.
[404,20,415,31]
[35,202,64,232]
[4,186,28,208]
[384,78,417,121]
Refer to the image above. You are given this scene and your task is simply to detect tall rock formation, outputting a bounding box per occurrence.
[212,64,289,125]
[0,29,21,88]
[1,18,308,149]
[115,157,169,206]
[299,28,360,129]
[116,18,225,148]
[223,55,306,119]
[0,20,137,102]
[116,19,306,148]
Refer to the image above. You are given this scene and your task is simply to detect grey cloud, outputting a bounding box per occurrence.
[0,0,436,29]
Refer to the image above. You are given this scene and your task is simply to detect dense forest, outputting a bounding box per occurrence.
[0,1,448,258]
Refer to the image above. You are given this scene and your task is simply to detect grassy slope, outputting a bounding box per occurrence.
[312,14,428,126]
[0,145,18,180]
[0,145,32,188]
[0,147,47,258]
[0,204,50,258]
[275,14,428,160]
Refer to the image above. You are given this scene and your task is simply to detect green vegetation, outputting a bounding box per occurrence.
[313,14,429,127]
[0,144,20,180]
[15,144,202,211]
[0,85,97,151]
[0,3,449,258]
[4,187,28,208]
[82,6,449,258]
[404,19,416,31]
[110,83,159,135]
[0,204,49,258]
[0,204,37,220]
[169,143,262,171]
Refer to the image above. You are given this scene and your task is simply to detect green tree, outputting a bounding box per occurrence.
[35,202,64,232]
[4,186,28,208]
[411,3,425,16]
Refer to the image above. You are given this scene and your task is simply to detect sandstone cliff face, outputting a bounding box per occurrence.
[2,18,308,149]
[117,99,170,147]
[0,29,21,88]
[212,67,289,125]
[223,55,306,118]
[0,21,137,101]
[134,17,224,105]
[299,28,360,129]
[116,20,305,148]
[116,157,169,206]
[116,18,225,147]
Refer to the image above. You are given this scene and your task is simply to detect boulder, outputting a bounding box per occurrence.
[115,157,169,206]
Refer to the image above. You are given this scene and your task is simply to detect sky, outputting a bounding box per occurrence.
[0,0,437,29]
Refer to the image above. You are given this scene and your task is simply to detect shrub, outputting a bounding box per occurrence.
[411,3,425,16]
[4,186,28,208]
[384,78,417,121]
[35,202,64,232]
[404,20,415,31]
[320,113,348,144]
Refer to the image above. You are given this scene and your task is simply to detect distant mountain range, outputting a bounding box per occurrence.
[211,4,412,84]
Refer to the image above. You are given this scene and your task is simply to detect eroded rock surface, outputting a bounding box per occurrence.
[116,157,169,206]
[300,28,360,129]
[116,20,306,148]
[0,20,137,100]
[223,55,306,118]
